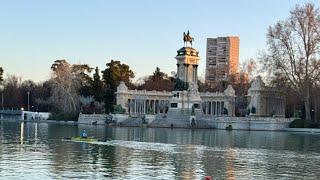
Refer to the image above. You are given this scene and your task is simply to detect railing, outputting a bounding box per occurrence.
[0,109,23,115]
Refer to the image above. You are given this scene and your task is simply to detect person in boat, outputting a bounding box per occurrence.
[80,130,88,138]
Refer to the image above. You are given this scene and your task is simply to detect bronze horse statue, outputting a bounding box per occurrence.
[183,31,194,47]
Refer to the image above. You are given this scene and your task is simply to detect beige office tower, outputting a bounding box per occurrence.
[205,36,239,87]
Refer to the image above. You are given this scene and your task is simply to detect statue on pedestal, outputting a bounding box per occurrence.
[183,31,194,47]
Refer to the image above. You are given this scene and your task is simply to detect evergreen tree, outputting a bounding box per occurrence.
[102,60,134,113]
[138,67,174,91]
[91,67,104,102]
[0,67,3,84]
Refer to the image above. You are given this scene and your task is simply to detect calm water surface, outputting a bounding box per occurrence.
[0,121,320,179]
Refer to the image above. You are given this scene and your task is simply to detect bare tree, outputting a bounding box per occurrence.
[263,3,320,122]
[50,60,81,116]
[3,75,23,108]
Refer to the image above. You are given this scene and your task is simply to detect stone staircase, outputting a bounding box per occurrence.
[118,117,143,127]
[149,110,192,128]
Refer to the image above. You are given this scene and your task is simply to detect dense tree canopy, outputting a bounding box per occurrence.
[138,67,174,91]
[102,60,134,89]
[102,60,134,113]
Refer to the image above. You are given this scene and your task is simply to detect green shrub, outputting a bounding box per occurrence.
[289,118,305,128]
[305,122,319,128]
[48,112,79,121]
[290,119,320,128]
[113,105,126,114]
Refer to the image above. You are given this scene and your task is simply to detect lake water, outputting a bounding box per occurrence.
[0,121,320,179]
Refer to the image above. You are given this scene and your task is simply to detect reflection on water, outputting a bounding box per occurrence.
[226,148,236,180]
[20,122,24,144]
[0,121,320,179]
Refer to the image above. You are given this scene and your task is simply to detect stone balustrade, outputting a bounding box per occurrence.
[78,114,107,125]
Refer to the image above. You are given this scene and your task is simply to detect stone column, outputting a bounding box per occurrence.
[212,101,215,115]
[221,101,224,115]
[194,66,196,82]
[142,100,144,114]
[136,100,138,114]
[195,65,198,83]
[211,101,214,116]
[185,64,188,82]
[192,65,195,83]
[133,100,136,114]
[177,64,180,79]
[146,100,149,114]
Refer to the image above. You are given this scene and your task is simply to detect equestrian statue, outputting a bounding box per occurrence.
[183,31,194,47]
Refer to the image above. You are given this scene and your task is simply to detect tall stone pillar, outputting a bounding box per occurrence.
[185,64,188,82]
[195,65,198,82]
[175,45,200,84]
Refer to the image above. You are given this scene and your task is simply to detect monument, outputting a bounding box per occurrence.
[176,31,199,84]
[111,32,292,130]
[247,76,286,117]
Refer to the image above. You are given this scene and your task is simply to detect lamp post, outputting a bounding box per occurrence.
[27,91,30,111]
[0,84,3,119]
[0,84,3,110]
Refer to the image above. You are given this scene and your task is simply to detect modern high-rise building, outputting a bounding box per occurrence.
[205,36,239,87]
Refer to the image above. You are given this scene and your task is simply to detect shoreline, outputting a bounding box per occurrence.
[283,128,320,133]
[1,118,320,133]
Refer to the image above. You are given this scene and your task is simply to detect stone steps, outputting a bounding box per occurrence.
[119,117,143,127]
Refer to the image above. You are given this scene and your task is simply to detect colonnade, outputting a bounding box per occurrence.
[127,98,170,115]
[265,97,285,116]
[202,101,226,116]
[177,64,198,83]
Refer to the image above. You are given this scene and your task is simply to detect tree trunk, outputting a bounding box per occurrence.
[304,87,311,123]
[314,96,318,124]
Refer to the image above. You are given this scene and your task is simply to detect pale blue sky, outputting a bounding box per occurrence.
[0,0,317,82]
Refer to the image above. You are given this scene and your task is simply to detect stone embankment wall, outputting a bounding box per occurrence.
[78,113,293,131]
[149,115,293,131]
[78,114,107,125]
[208,117,293,131]
[112,114,129,123]
[114,114,156,127]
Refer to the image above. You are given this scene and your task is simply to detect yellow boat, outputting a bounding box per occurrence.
[71,137,98,142]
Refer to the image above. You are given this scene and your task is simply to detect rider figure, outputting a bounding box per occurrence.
[80,130,88,138]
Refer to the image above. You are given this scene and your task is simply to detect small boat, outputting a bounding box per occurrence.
[71,137,98,142]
